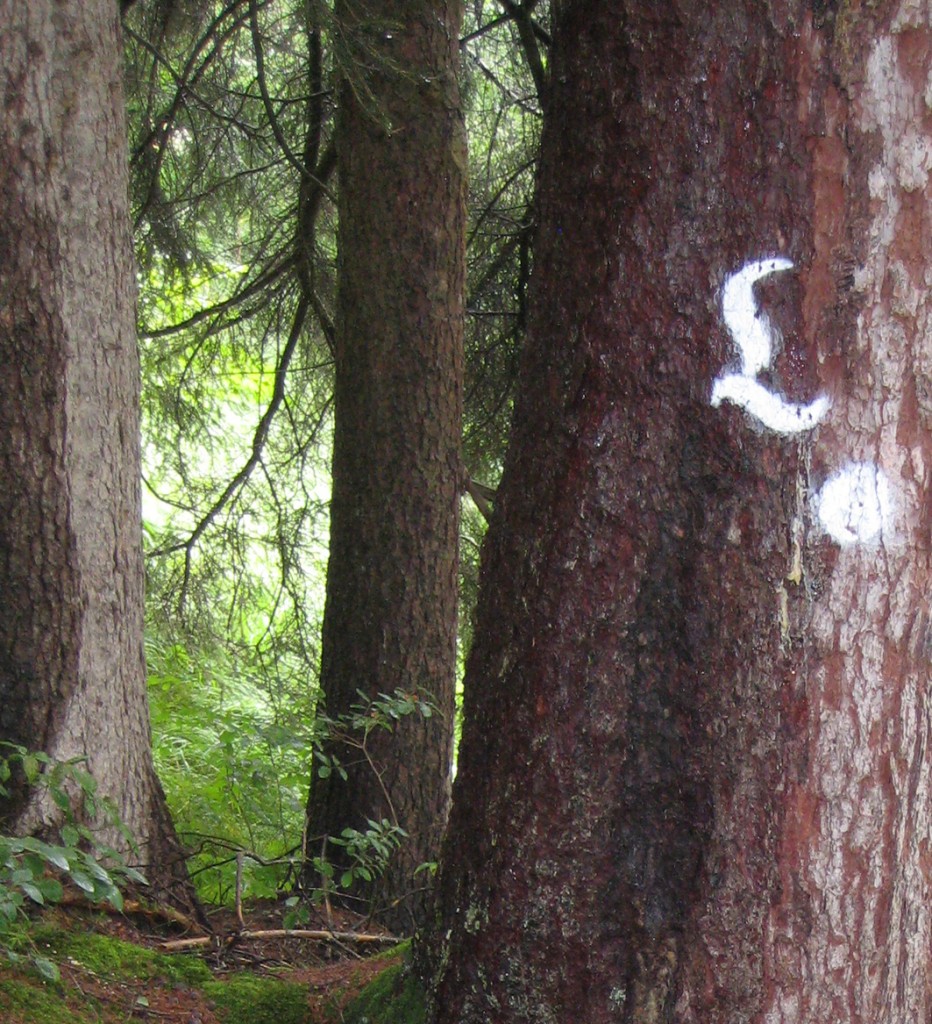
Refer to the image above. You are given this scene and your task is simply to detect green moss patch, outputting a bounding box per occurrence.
[0,976,101,1024]
[204,974,313,1024]
[341,960,426,1024]
[30,925,211,986]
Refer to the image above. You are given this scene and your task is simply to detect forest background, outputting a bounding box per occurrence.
[125,0,540,908]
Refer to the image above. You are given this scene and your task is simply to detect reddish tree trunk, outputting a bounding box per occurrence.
[427,1,932,1020]
[304,0,466,932]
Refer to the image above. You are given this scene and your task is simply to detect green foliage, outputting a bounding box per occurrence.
[150,640,432,909]
[147,634,314,904]
[0,746,146,982]
[312,688,435,784]
[282,690,436,926]
[327,820,408,891]
[203,974,314,1024]
[284,818,407,929]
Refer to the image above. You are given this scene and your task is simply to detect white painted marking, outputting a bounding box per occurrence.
[711,257,896,548]
[711,374,831,434]
[721,257,795,376]
[712,258,830,435]
[815,463,894,546]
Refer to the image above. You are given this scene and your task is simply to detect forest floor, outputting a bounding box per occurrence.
[1,897,410,1024]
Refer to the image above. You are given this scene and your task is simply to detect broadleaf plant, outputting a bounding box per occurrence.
[0,744,147,980]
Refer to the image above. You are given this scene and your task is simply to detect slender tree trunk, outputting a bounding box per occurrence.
[0,0,191,905]
[427,1,932,1020]
[303,0,466,932]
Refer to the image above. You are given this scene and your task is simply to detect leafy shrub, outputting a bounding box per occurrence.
[147,634,315,904]
[0,744,146,980]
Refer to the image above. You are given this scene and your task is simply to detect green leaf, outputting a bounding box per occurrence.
[340,870,354,889]
[81,858,113,883]
[21,754,39,783]
[38,845,70,872]
[33,956,60,983]
[22,853,45,877]
[69,872,95,893]
[50,787,72,812]
[19,882,44,905]
[0,897,21,922]
[36,878,64,902]
[71,767,97,796]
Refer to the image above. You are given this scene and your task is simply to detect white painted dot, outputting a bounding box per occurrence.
[815,463,894,546]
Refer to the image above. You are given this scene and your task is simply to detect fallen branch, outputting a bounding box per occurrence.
[58,893,206,936]
[160,929,402,952]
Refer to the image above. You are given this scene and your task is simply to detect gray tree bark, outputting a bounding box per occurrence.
[427,1,932,1020]
[0,0,189,901]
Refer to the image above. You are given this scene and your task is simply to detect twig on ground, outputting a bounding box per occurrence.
[160,929,402,952]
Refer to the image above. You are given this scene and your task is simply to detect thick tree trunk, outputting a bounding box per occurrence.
[0,0,190,905]
[303,0,466,932]
[428,1,932,1021]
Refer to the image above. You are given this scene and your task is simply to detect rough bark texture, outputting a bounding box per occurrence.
[303,0,466,932]
[0,0,191,903]
[427,1,932,1021]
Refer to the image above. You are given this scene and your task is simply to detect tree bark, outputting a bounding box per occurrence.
[427,1,932,1021]
[0,0,191,906]
[303,0,466,932]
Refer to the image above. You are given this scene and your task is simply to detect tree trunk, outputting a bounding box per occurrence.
[303,0,466,932]
[427,1,932,1020]
[0,0,191,906]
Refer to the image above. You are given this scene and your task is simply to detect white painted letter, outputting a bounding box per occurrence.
[712,258,830,435]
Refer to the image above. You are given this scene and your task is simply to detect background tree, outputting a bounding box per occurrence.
[122,0,543,905]
[0,0,189,901]
[427,0,932,1020]
[301,0,467,931]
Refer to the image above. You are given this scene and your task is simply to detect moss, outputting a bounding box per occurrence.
[203,974,313,1024]
[0,977,101,1024]
[341,960,427,1024]
[30,925,211,986]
